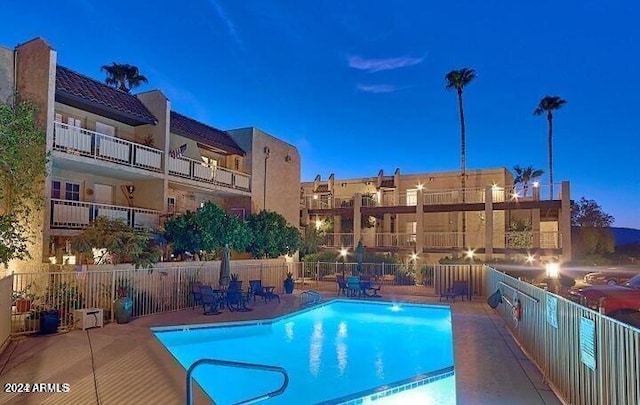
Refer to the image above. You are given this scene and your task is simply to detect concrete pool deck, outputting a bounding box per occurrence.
[0,294,562,405]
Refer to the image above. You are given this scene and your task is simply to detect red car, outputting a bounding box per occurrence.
[570,274,640,328]
[583,269,638,285]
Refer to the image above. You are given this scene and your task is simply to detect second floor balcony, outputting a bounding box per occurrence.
[50,198,159,230]
[53,122,163,173]
[168,156,251,192]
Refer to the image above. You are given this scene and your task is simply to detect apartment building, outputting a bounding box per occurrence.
[0,38,300,271]
[301,167,572,263]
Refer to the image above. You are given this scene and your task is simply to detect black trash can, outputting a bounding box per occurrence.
[40,310,59,335]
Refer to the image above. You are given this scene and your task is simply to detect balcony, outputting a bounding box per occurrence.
[168,156,251,192]
[50,199,160,230]
[53,122,163,173]
[504,231,561,249]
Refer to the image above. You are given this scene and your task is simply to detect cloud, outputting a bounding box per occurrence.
[208,0,243,48]
[348,55,424,73]
[356,84,398,93]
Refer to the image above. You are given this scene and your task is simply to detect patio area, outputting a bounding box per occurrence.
[0,292,561,405]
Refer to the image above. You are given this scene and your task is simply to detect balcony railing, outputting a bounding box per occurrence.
[168,156,251,191]
[319,233,354,248]
[53,122,163,172]
[50,199,159,230]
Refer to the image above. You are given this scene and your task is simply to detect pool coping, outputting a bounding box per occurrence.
[151,298,451,334]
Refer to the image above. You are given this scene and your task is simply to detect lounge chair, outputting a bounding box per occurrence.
[191,282,203,309]
[248,279,280,303]
[336,275,348,296]
[439,280,469,302]
[200,285,222,315]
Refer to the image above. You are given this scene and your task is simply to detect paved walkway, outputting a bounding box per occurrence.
[0,293,561,405]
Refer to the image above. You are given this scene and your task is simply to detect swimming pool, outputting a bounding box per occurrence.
[152,300,455,404]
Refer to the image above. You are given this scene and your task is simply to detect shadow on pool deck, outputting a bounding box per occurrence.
[0,293,561,405]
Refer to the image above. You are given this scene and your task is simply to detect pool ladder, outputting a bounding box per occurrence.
[186,358,289,405]
[299,290,322,307]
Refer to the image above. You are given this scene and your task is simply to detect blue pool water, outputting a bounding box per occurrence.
[152,300,455,404]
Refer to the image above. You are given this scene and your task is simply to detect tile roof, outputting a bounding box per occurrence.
[55,65,157,126]
[170,111,245,155]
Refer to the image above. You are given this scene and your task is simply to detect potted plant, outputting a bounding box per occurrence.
[114,280,133,324]
[12,284,34,313]
[229,273,241,291]
[283,272,294,294]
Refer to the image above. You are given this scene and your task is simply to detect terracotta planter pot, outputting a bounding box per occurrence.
[15,299,32,313]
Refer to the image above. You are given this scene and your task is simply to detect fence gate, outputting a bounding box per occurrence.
[433,264,485,298]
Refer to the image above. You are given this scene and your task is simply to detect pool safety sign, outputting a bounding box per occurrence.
[546,294,558,329]
[580,317,596,371]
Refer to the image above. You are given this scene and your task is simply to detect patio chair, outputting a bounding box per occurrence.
[439,280,469,302]
[191,282,203,309]
[226,281,252,312]
[248,279,280,303]
[336,275,348,296]
[346,276,361,297]
[364,277,382,297]
[200,285,223,315]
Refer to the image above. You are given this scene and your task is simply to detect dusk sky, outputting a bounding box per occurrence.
[3,1,639,228]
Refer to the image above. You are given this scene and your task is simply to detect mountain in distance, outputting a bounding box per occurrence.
[611,227,640,246]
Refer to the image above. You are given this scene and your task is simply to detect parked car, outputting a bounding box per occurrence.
[583,269,639,285]
[569,274,640,328]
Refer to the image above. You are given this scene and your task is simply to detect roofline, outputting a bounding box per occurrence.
[16,37,53,49]
[56,91,157,126]
[301,167,514,183]
[227,126,299,151]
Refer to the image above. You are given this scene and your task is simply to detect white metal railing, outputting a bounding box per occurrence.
[503,231,561,249]
[485,267,640,405]
[372,233,416,248]
[319,233,354,247]
[53,122,163,172]
[50,198,160,229]
[9,262,291,335]
[168,156,251,191]
[1,276,11,347]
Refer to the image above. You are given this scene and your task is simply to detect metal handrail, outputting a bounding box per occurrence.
[300,290,321,306]
[186,358,289,405]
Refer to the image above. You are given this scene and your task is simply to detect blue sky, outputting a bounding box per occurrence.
[2,0,639,228]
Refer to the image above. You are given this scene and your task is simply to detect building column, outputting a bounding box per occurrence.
[560,181,572,261]
[353,193,361,249]
[484,186,493,260]
[532,206,541,250]
[415,190,424,255]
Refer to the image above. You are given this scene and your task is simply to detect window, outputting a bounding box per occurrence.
[406,222,417,243]
[65,183,80,201]
[234,158,240,170]
[51,180,61,199]
[95,121,115,137]
[167,197,176,214]
[54,113,63,123]
[67,117,82,128]
[202,156,217,167]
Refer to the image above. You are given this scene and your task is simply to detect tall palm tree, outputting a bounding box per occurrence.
[445,67,476,248]
[534,96,567,199]
[101,63,148,93]
[513,165,544,197]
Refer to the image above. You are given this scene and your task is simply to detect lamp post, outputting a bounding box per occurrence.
[340,248,348,277]
[263,146,270,210]
[545,261,560,294]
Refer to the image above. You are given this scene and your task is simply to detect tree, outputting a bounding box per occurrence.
[163,202,250,258]
[71,217,160,269]
[445,67,476,247]
[571,197,615,257]
[534,96,567,199]
[246,210,301,258]
[101,63,148,93]
[0,98,48,267]
[513,165,544,197]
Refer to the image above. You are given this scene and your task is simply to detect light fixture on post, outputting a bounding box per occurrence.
[340,247,348,277]
[545,261,561,294]
[263,146,270,210]
[465,248,475,301]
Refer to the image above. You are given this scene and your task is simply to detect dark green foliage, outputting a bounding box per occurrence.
[164,202,250,257]
[0,98,48,267]
[246,210,301,258]
[571,197,615,257]
[72,217,160,269]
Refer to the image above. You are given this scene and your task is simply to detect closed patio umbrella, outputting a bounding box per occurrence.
[219,244,231,288]
[355,240,364,275]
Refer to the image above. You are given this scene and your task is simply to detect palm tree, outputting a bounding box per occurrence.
[534,96,567,199]
[101,63,148,93]
[513,165,544,197]
[445,67,476,248]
